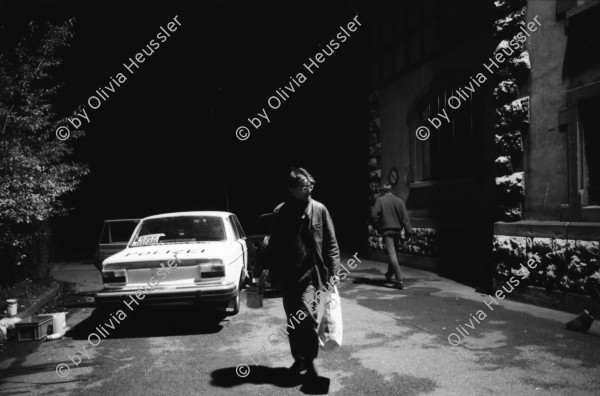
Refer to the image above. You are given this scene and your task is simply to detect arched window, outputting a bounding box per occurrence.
[578,95,600,205]
[412,81,484,182]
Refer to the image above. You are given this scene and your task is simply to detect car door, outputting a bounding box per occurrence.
[229,215,248,279]
[95,219,140,271]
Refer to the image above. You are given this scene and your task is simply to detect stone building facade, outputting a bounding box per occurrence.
[368,0,600,299]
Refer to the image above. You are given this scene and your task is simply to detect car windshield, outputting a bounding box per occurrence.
[130,216,226,246]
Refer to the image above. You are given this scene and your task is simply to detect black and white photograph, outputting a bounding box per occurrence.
[0,0,599,395]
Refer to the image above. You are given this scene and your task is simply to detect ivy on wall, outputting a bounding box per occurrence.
[494,235,600,295]
[368,91,382,210]
[492,0,530,221]
[368,226,438,257]
[367,91,384,250]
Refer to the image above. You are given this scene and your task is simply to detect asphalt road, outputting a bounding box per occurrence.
[1,256,599,395]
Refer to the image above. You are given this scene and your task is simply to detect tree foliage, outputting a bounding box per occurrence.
[0,19,88,283]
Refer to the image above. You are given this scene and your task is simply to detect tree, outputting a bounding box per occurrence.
[0,19,89,285]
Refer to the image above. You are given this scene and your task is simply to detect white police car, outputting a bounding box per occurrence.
[95,212,248,315]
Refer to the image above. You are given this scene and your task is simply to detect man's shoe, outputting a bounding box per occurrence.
[391,281,404,290]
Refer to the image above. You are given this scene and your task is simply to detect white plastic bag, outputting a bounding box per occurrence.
[317,286,343,350]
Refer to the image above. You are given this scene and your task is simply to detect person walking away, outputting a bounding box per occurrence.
[371,184,412,289]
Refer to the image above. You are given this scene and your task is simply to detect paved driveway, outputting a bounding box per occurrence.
[1,256,599,395]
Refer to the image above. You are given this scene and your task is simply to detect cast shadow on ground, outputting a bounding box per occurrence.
[211,366,330,395]
[351,276,415,289]
[66,306,227,340]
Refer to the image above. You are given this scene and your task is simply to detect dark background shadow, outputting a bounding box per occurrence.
[0,0,370,262]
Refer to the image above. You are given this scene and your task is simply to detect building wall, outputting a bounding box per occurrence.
[525,0,570,220]
[492,0,600,296]
[369,0,600,298]
[368,0,496,287]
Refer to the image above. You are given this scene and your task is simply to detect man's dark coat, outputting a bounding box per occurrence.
[265,198,340,289]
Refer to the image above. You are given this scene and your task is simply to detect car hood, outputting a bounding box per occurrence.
[103,242,235,266]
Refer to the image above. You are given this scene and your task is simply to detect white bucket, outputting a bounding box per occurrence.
[52,312,67,335]
[6,299,17,317]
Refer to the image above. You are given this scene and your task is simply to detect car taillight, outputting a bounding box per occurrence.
[102,269,126,284]
[199,260,225,278]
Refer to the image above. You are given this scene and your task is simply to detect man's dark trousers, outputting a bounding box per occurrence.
[383,231,403,282]
[281,278,319,362]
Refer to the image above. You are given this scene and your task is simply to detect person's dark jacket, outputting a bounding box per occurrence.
[371,193,412,234]
[265,198,340,289]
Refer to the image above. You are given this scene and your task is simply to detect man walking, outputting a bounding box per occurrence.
[264,167,340,381]
[371,184,412,289]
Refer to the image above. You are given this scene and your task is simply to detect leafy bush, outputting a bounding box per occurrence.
[0,19,88,285]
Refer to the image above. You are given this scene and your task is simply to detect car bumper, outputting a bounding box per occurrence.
[95,283,237,306]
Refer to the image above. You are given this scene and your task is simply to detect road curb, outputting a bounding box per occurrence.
[15,282,60,319]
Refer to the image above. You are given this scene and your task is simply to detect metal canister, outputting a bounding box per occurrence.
[6,299,17,317]
[246,272,264,308]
